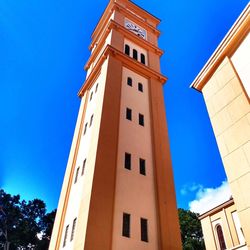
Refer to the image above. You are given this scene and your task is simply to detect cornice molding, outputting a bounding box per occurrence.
[191,3,250,91]
[79,45,167,97]
[90,2,160,51]
[85,20,163,71]
[199,198,234,220]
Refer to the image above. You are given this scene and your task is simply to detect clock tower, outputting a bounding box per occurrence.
[49,0,182,249]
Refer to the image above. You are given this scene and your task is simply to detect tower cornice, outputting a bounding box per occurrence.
[85,20,163,71]
[91,1,160,50]
[79,45,167,97]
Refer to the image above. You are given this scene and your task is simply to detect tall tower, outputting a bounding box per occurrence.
[50,0,181,249]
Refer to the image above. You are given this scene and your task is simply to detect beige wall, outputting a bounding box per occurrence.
[59,60,109,250]
[112,67,159,249]
[230,33,250,98]
[202,49,250,247]
[200,202,247,250]
[50,0,182,249]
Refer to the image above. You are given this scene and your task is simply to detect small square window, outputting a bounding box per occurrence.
[124,153,131,170]
[126,108,132,121]
[70,218,77,241]
[141,53,146,65]
[125,44,130,56]
[63,225,69,247]
[127,77,132,87]
[138,83,143,92]
[139,114,144,126]
[84,123,88,135]
[82,159,86,175]
[122,213,130,238]
[139,158,146,176]
[133,49,138,60]
[90,92,93,101]
[74,167,80,184]
[141,218,148,242]
[89,115,94,127]
[95,83,99,93]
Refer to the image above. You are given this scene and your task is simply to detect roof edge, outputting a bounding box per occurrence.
[190,3,250,91]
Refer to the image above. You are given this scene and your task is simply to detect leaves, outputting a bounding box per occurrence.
[0,189,56,250]
[178,208,205,250]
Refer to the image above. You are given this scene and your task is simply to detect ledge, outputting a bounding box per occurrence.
[190,3,250,92]
[79,45,167,97]
[85,20,163,70]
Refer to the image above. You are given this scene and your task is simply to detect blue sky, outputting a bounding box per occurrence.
[0,0,248,212]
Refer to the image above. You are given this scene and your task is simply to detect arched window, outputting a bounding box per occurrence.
[133,49,138,60]
[127,77,132,87]
[141,53,146,65]
[216,224,226,250]
[125,44,130,56]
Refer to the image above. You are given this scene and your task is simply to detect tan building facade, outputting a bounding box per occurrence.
[49,0,182,249]
[199,198,247,250]
[191,3,250,249]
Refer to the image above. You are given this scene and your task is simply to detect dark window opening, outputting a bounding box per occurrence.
[141,218,148,242]
[127,77,132,87]
[139,114,144,126]
[82,159,86,175]
[140,159,146,176]
[126,108,132,121]
[138,83,143,92]
[125,44,130,56]
[124,153,131,170]
[74,167,80,184]
[63,225,69,247]
[141,53,146,65]
[133,49,138,60]
[95,83,99,93]
[84,123,88,135]
[122,213,130,238]
[216,225,226,250]
[90,115,94,127]
[70,218,77,241]
[90,92,93,101]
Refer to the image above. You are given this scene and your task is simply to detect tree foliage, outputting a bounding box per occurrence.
[0,189,56,250]
[178,208,205,250]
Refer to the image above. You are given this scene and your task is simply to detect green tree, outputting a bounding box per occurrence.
[178,208,205,250]
[0,189,56,250]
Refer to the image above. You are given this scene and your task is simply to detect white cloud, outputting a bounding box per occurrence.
[180,183,203,195]
[188,181,231,215]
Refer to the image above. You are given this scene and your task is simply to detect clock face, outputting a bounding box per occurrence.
[125,20,147,39]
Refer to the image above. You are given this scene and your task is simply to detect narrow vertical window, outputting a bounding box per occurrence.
[122,213,130,238]
[125,44,130,56]
[82,159,86,175]
[139,114,144,126]
[141,53,146,65]
[124,153,131,170]
[138,83,143,92]
[126,108,132,121]
[74,167,80,184]
[70,218,77,241]
[89,114,94,127]
[127,77,132,87]
[133,49,138,60]
[216,224,226,250]
[95,83,99,93]
[139,158,146,176]
[63,225,69,247]
[141,218,148,242]
[90,92,93,101]
[84,123,88,135]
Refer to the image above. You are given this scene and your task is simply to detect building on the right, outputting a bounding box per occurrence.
[199,198,247,250]
[191,3,250,249]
